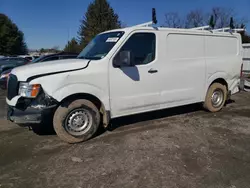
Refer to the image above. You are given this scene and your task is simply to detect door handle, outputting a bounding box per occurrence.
[148,68,158,74]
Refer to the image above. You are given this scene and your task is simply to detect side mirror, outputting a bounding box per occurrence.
[114,51,131,67]
[120,51,131,66]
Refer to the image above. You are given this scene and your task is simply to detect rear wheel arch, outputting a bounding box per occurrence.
[203,80,228,112]
[210,78,228,90]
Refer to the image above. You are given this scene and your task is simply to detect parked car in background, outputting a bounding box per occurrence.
[31,52,78,63]
[0,57,30,63]
[19,55,40,61]
[0,52,78,89]
[0,57,29,89]
[0,57,29,74]
[0,69,11,89]
[18,55,34,61]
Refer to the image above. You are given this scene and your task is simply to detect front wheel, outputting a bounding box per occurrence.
[203,83,227,112]
[53,99,100,143]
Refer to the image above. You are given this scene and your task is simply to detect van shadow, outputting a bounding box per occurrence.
[107,103,202,131]
[30,115,56,136]
[226,99,235,105]
[121,66,140,81]
[29,103,204,137]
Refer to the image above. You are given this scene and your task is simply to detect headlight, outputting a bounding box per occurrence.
[18,82,41,98]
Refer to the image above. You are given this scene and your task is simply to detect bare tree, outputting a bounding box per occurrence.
[210,7,248,29]
[164,12,182,28]
[185,9,206,28]
[163,7,248,31]
[211,7,234,28]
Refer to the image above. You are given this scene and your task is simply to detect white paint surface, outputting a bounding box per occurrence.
[7,26,243,118]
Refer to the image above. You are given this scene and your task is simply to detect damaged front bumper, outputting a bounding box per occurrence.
[7,91,58,125]
[7,105,56,124]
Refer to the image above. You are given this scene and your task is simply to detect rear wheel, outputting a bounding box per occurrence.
[203,83,227,112]
[53,99,100,143]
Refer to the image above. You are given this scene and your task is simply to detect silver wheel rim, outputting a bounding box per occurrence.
[64,109,93,136]
[211,89,224,108]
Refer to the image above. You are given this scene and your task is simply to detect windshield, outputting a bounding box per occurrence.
[78,31,124,60]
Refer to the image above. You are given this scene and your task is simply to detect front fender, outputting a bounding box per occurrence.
[52,83,110,111]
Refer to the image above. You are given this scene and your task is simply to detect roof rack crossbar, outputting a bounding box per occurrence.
[131,22,246,33]
[213,27,246,33]
[132,21,153,27]
[213,27,230,32]
[232,28,245,32]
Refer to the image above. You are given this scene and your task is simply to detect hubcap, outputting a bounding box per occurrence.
[64,109,93,136]
[211,89,224,108]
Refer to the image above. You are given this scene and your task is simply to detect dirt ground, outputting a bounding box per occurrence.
[0,90,250,188]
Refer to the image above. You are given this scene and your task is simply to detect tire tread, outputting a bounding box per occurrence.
[53,99,100,143]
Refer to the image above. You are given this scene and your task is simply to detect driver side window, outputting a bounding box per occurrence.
[114,33,156,66]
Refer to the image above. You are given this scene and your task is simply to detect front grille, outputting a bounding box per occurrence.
[7,74,18,100]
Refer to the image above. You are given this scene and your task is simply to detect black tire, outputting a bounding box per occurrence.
[203,83,227,112]
[53,99,100,143]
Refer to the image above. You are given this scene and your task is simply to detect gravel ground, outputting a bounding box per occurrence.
[0,91,250,188]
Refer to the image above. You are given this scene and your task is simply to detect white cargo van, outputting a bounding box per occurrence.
[6,22,243,143]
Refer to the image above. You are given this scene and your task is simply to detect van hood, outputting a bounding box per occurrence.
[11,59,90,81]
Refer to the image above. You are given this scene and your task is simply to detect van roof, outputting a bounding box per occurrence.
[101,26,242,37]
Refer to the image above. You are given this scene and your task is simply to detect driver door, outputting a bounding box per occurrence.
[109,32,161,117]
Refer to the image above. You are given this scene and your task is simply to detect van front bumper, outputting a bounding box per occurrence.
[7,91,58,125]
[7,105,56,125]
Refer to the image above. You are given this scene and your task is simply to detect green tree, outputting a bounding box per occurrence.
[0,14,27,55]
[64,37,81,53]
[78,0,121,47]
[209,15,215,29]
[229,17,235,29]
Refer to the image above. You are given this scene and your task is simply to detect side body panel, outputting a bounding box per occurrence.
[204,33,242,97]
[159,32,206,107]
